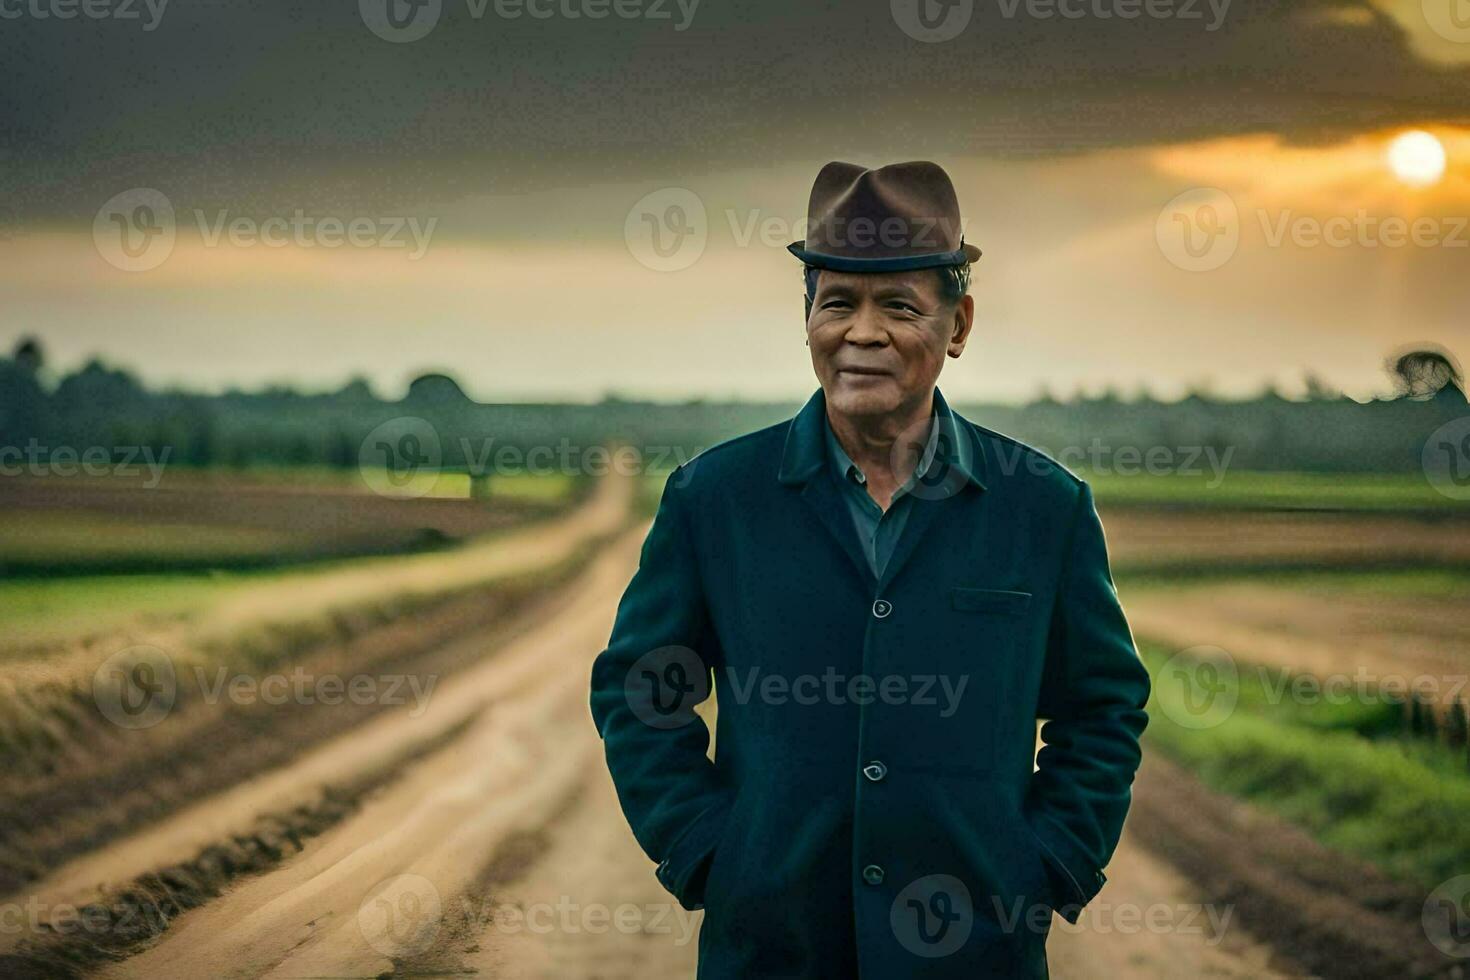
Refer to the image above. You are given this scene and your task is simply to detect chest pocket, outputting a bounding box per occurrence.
[950,587,1032,615]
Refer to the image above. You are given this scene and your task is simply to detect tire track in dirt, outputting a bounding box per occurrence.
[0,526,649,979]
[0,472,633,897]
[1127,753,1461,979]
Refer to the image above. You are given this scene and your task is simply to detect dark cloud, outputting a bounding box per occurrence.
[2,0,1468,223]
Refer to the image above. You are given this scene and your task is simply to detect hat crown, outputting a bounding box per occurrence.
[789,161,979,271]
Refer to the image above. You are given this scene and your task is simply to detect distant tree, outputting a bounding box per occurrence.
[404,372,471,405]
[326,427,357,468]
[12,336,44,374]
[1302,372,1341,401]
[0,360,46,443]
[1385,346,1463,401]
[1031,385,1059,407]
[54,359,147,414]
[334,376,377,402]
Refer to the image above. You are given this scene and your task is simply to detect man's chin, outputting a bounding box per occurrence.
[824,378,902,418]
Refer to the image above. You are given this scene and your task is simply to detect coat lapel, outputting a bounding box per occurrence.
[876,396,989,592]
[800,469,877,588]
[777,386,989,594]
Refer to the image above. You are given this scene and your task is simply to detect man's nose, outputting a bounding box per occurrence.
[844,305,889,345]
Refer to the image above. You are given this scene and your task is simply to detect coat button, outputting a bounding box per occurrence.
[862,864,885,886]
[862,761,887,782]
[872,599,892,619]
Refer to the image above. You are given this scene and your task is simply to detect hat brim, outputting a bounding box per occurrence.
[786,241,981,271]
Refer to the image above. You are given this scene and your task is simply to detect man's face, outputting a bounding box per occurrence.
[806,268,974,419]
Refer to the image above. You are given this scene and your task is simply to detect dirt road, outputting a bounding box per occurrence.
[12,526,1291,978]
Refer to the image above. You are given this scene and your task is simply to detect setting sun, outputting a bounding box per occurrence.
[1386,129,1447,187]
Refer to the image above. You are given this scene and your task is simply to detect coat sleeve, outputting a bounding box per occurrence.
[1027,480,1150,923]
[589,466,732,910]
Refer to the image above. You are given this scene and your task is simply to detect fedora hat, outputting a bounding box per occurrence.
[786,160,981,272]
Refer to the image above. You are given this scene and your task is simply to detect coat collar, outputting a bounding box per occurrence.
[776,386,987,493]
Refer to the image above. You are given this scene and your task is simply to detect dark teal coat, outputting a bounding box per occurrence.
[590,388,1149,978]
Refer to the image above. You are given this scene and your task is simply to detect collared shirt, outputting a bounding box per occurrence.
[823,401,963,580]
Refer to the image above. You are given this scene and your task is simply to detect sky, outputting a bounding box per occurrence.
[1,0,1468,402]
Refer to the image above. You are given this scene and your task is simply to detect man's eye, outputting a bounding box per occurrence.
[820,300,850,310]
[888,302,920,315]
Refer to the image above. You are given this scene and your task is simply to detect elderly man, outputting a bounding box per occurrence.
[590,161,1150,978]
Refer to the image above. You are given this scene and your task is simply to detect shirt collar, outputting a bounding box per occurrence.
[778,386,985,492]
[824,404,944,493]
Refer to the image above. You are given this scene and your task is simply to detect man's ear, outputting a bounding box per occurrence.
[947,294,975,359]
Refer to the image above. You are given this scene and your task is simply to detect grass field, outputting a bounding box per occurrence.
[1084,470,1457,512]
[1141,640,1470,890]
[0,468,590,650]
[0,469,583,576]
